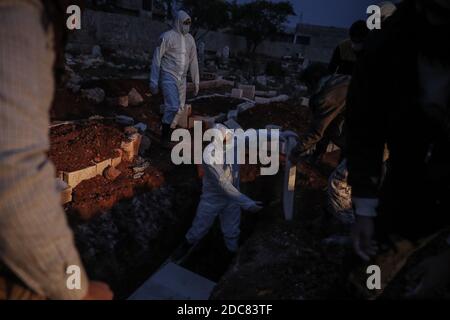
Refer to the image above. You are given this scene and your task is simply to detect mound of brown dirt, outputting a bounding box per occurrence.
[49,120,125,173]
[67,161,165,220]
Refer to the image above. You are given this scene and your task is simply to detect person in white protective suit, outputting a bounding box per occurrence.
[150,10,200,147]
[172,125,263,261]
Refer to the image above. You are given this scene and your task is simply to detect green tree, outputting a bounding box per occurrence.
[231,0,295,54]
[181,0,231,41]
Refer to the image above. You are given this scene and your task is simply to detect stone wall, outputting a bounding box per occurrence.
[68,9,347,63]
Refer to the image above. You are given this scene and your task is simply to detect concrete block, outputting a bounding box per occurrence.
[238,84,256,100]
[255,96,271,105]
[61,186,73,205]
[63,165,97,189]
[300,97,310,107]
[121,133,142,162]
[270,95,290,103]
[231,88,243,99]
[128,263,216,300]
[96,159,112,176]
[112,149,123,167]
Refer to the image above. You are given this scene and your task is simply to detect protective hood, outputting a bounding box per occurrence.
[173,10,191,35]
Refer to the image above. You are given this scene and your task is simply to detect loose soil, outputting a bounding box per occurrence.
[190,96,245,117]
[49,120,125,173]
[238,101,312,133]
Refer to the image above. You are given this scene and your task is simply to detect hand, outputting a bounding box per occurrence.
[407,250,450,299]
[194,84,199,97]
[83,281,114,300]
[247,201,263,213]
[351,215,377,261]
[150,84,159,95]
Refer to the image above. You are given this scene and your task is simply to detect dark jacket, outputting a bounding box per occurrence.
[328,39,357,76]
[345,1,450,239]
[292,74,351,157]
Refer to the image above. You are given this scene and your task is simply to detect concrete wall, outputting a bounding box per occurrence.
[296,24,348,63]
[69,9,347,63]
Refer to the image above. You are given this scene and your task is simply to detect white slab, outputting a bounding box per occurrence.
[128,263,216,300]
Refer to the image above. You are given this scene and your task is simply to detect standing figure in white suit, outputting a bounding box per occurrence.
[150,10,200,147]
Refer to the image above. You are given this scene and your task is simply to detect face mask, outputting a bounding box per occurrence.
[182,23,190,35]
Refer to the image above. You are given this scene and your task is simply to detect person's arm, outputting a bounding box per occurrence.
[203,163,256,210]
[0,0,89,299]
[291,81,349,159]
[150,35,168,92]
[189,38,200,96]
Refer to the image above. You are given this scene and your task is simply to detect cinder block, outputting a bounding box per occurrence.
[231,88,243,99]
[238,84,256,100]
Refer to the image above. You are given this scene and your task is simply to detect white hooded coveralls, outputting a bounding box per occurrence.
[150,10,200,125]
[185,129,257,252]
